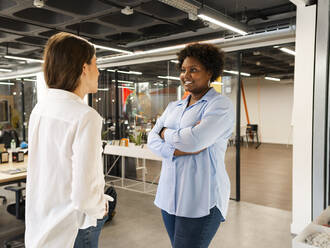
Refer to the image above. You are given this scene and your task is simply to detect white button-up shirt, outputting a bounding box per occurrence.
[25,89,110,248]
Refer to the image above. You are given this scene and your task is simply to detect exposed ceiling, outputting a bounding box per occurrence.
[0,0,298,79]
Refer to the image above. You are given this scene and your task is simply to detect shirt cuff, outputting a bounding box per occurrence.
[160,142,175,161]
[164,128,176,146]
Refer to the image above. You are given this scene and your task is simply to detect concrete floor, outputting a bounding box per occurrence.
[99,188,292,248]
[0,187,292,248]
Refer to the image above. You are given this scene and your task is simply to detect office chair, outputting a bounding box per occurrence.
[245,124,261,149]
[3,185,25,248]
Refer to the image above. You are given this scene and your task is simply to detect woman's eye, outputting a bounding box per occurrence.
[180,69,186,73]
[190,68,197,72]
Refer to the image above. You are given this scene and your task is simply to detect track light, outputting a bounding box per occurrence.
[0,82,14,85]
[111,80,134,84]
[279,47,296,56]
[94,44,132,54]
[33,0,45,8]
[107,69,142,75]
[265,76,280,82]
[4,55,44,63]
[157,76,180,81]
[198,7,248,35]
[223,70,250,77]
[0,68,12,72]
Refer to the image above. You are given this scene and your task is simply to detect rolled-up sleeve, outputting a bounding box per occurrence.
[147,103,175,160]
[71,110,108,220]
[164,97,234,152]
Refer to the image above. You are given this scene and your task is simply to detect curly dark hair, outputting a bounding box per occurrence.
[177,43,224,82]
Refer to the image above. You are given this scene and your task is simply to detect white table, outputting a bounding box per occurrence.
[0,156,27,185]
[103,144,162,194]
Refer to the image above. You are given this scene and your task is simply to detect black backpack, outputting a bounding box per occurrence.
[104,186,117,223]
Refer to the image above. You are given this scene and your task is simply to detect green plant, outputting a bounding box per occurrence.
[129,132,143,145]
[102,129,110,140]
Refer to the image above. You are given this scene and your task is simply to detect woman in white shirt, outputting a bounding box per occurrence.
[25,32,112,248]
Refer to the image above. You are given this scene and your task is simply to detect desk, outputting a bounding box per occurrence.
[103,144,162,195]
[0,158,27,186]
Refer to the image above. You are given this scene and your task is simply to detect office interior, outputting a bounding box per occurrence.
[0,0,328,247]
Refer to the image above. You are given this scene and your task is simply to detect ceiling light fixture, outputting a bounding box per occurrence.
[22,78,37,82]
[111,80,134,84]
[0,68,12,72]
[94,44,133,54]
[0,82,14,85]
[97,44,186,63]
[4,55,44,63]
[118,86,135,90]
[98,88,109,91]
[157,76,181,81]
[0,73,38,81]
[265,76,281,82]
[33,0,45,8]
[107,69,142,75]
[223,70,250,77]
[279,47,296,56]
[141,44,185,55]
[170,60,179,64]
[198,7,248,36]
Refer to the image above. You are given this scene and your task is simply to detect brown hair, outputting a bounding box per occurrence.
[43,32,95,92]
[177,43,224,82]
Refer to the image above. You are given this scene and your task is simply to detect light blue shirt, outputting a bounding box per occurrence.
[147,88,235,219]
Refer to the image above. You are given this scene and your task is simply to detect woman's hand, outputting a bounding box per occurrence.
[103,201,109,218]
[160,127,167,139]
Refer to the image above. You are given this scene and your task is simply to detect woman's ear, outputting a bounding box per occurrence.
[81,63,87,76]
[207,71,213,82]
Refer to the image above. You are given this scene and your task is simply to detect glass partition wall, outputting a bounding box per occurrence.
[0,77,37,144]
[94,57,240,199]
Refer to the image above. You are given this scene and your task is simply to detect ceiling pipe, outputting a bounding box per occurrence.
[97,26,295,67]
[0,26,295,78]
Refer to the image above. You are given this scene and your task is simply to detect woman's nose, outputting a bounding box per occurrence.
[183,70,190,79]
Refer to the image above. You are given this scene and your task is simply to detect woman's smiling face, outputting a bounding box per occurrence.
[180,56,212,94]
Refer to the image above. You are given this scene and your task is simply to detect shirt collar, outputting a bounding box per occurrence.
[176,87,218,106]
[47,89,84,103]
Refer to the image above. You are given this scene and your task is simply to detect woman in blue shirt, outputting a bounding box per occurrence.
[147,43,235,248]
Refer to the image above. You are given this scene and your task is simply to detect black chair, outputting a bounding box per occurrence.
[3,185,25,248]
[246,124,261,149]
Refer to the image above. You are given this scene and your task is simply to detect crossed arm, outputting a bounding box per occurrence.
[159,124,203,157]
[147,97,234,160]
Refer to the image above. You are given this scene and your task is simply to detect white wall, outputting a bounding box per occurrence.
[227,77,294,144]
[291,4,316,234]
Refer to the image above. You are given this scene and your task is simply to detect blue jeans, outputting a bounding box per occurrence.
[73,215,108,248]
[161,206,224,248]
